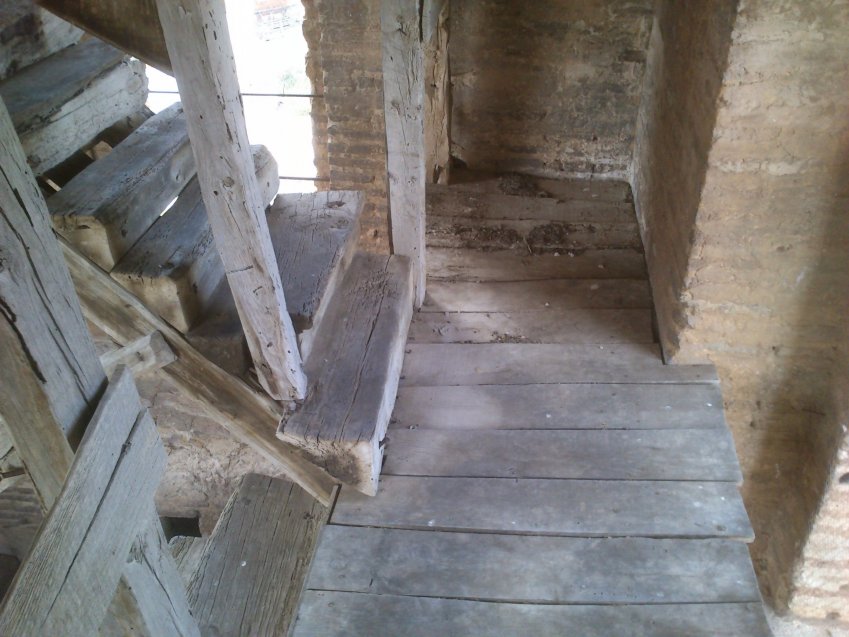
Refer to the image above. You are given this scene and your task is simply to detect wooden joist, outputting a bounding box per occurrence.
[99,331,177,378]
[155,0,307,401]
[48,102,195,270]
[422,0,450,184]
[381,0,427,307]
[0,38,146,175]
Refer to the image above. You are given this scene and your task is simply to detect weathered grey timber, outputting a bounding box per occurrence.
[294,593,772,637]
[444,170,633,202]
[279,254,414,495]
[0,370,166,636]
[422,0,450,184]
[0,38,146,174]
[393,382,728,429]
[334,476,754,539]
[427,246,647,281]
[186,474,330,637]
[62,239,337,505]
[169,536,207,586]
[111,145,278,331]
[99,331,177,378]
[156,0,306,400]
[401,343,719,386]
[0,1,82,80]
[410,308,654,343]
[386,427,743,482]
[381,0,427,306]
[306,526,761,604]
[49,103,195,270]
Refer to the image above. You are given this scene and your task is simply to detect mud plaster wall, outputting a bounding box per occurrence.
[634,0,849,618]
[302,0,390,252]
[449,0,653,180]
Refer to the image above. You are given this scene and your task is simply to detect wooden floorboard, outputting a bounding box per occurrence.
[393,383,727,430]
[401,343,718,386]
[384,428,743,482]
[333,476,754,540]
[294,592,772,637]
[306,526,761,604]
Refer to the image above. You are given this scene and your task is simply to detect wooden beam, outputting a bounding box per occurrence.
[423,0,451,185]
[100,331,177,378]
[381,0,427,307]
[154,0,307,401]
[61,238,337,506]
[35,0,171,73]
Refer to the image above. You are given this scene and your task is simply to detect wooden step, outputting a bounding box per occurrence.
[278,254,414,495]
[435,170,633,203]
[294,592,771,637]
[111,144,278,332]
[0,0,82,81]
[187,191,362,372]
[400,343,718,386]
[48,102,193,270]
[0,38,146,175]
[183,474,329,637]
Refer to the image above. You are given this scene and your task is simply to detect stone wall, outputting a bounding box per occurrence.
[449,0,653,180]
[633,0,849,618]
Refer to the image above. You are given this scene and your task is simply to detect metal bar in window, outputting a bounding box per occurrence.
[279,176,330,182]
[147,90,323,98]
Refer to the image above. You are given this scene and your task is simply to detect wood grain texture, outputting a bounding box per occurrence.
[49,102,195,270]
[423,0,450,184]
[307,526,761,604]
[0,2,82,81]
[386,428,743,482]
[393,382,727,430]
[0,369,166,636]
[156,0,306,400]
[443,170,633,202]
[61,239,337,505]
[280,254,414,494]
[334,476,754,539]
[187,474,329,637]
[100,331,176,378]
[294,592,772,637]
[381,0,427,306]
[111,145,278,332]
[410,308,654,343]
[0,38,147,174]
[401,343,719,386]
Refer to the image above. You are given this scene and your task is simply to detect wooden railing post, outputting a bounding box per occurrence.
[154,0,308,401]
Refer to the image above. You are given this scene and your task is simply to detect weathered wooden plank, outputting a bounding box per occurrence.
[410,308,654,344]
[423,0,450,184]
[121,515,201,637]
[168,536,207,587]
[294,592,772,637]
[444,170,633,202]
[49,103,195,270]
[61,238,337,505]
[385,428,743,482]
[111,145,278,331]
[279,254,414,494]
[423,279,652,312]
[381,0,427,306]
[393,383,728,430]
[0,38,147,174]
[334,476,754,539]
[0,369,166,636]
[400,343,719,386]
[100,331,176,378]
[187,474,330,637]
[0,95,105,449]
[0,1,83,81]
[156,0,306,400]
[307,526,762,604]
[427,247,647,281]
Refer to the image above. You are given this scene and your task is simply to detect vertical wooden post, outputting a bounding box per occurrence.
[423,0,451,185]
[155,0,307,400]
[381,0,427,308]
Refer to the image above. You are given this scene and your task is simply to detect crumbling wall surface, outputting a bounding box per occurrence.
[635,0,849,617]
[303,0,389,251]
[449,0,653,180]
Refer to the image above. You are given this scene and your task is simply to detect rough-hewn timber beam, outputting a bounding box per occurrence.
[381,0,427,308]
[423,0,451,185]
[155,0,308,401]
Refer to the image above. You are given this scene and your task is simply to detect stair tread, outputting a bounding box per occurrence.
[0,37,146,174]
[48,102,193,269]
[438,169,633,203]
[294,592,771,637]
[0,1,83,81]
[186,474,328,637]
[279,253,414,495]
[110,144,277,331]
[333,475,754,540]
